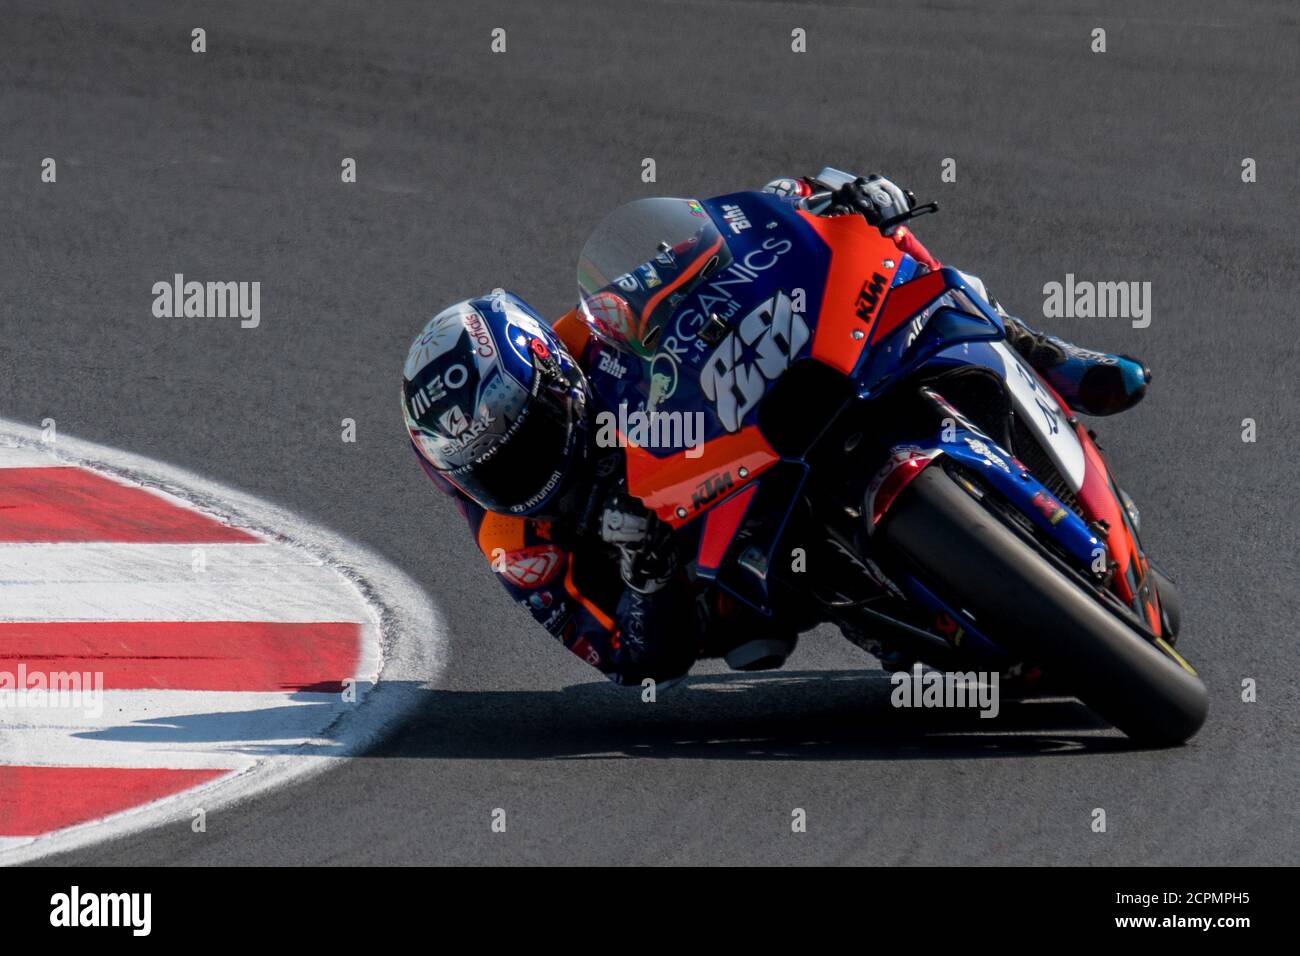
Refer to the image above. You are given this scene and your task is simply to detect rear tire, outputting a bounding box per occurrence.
[880,467,1208,744]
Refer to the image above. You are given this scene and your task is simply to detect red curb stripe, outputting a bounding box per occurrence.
[0,766,227,836]
[0,467,258,543]
[0,621,362,692]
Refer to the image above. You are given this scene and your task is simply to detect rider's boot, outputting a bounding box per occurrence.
[702,596,799,672]
[1002,315,1151,416]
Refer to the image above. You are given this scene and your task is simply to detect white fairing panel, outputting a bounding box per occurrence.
[992,341,1086,491]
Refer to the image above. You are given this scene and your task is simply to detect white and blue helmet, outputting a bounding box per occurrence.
[402,291,589,515]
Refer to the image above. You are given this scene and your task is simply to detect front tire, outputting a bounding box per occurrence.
[1150,564,1182,640]
[880,467,1208,744]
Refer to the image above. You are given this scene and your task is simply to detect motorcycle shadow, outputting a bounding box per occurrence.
[378,669,1143,762]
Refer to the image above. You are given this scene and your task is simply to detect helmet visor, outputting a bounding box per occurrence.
[447,354,583,515]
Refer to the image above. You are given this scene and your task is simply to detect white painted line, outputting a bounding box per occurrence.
[0,578,374,622]
[0,542,369,619]
[0,442,65,468]
[2,686,373,769]
[0,418,445,865]
[0,447,65,465]
[0,542,330,581]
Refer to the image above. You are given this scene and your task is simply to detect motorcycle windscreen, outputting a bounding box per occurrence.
[576,197,732,359]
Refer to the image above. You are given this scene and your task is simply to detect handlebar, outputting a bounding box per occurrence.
[876,201,939,233]
[828,177,939,235]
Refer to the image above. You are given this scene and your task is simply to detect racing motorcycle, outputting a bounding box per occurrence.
[572,168,1207,744]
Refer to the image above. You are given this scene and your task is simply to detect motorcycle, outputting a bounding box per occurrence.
[571,168,1207,744]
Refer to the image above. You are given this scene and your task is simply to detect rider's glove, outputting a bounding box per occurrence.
[828,174,913,234]
[854,174,912,234]
[600,492,678,594]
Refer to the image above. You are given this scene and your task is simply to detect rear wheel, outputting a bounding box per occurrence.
[880,467,1208,744]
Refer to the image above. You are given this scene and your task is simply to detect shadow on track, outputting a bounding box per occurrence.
[370,669,1146,762]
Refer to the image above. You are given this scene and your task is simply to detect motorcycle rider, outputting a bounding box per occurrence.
[402,172,1152,687]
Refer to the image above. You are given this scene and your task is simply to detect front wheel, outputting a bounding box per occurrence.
[880,467,1208,744]
[1150,564,1182,641]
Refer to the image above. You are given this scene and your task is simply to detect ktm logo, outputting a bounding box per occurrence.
[691,471,733,510]
[854,273,888,322]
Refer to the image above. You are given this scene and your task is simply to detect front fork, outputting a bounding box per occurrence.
[860,398,1166,660]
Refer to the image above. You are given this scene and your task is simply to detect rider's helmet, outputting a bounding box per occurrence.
[402,290,590,516]
[577,198,732,358]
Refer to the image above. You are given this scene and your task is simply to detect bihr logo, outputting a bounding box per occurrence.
[721,203,751,234]
[596,350,628,379]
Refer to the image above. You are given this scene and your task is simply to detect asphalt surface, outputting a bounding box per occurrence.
[3,0,1297,865]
